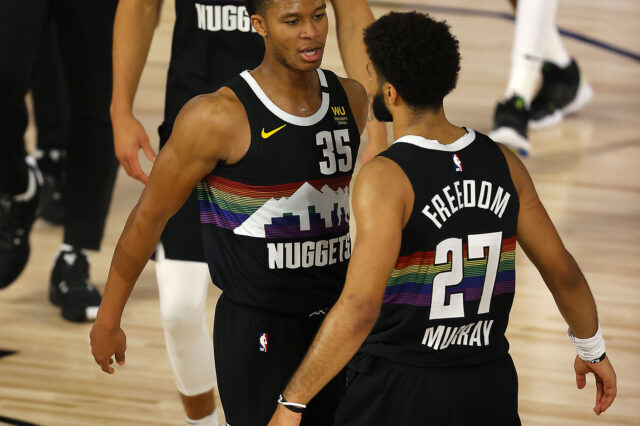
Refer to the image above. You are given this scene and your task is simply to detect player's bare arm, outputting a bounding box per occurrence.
[110,0,162,183]
[90,90,249,374]
[499,144,617,415]
[268,157,411,426]
[331,0,389,162]
[338,76,369,135]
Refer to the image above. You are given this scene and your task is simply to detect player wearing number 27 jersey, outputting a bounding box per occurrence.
[269,12,616,426]
[361,128,517,367]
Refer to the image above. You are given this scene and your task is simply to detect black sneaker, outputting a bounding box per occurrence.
[488,95,531,156]
[0,157,41,289]
[529,59,593,129]
[49,248,101,322]
[35,149,66,225]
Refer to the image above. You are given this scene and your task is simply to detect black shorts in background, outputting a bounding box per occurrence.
[336,353,521,426]
[213,294,345,426]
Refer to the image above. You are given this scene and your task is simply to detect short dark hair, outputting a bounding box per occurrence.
[244,0,272,16]
[364,12,461,110]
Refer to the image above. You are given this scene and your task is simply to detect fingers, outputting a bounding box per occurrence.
[114,131,153,183]
[128,155,150,183]
[96,356,114,374]
[115,350,126,366]
[593,376,604,415]
[140,136,157,163]
[118,154,149,183]
[599,382,617,414]
[575,371,586,389]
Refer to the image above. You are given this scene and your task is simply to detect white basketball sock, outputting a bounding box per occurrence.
[155,244,216,396]
[57,244,90,258]
[544,26,571,68]
[186,409,220,426]
[505,0,559,105]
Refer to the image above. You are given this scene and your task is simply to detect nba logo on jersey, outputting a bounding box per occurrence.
[452,154,463,172]
[259,333,268,352]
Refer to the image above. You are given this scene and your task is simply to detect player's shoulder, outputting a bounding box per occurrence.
[337,75,367,102]
[353,155,413,222]
[179,87,244,128]
[175,87,247,140]
[336,75,368,132]
[172,87,249,160]
[355,155,410,196]
[494,142,532,196]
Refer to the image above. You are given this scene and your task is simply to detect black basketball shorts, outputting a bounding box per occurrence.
[335,353,521,426]
[213,294,345,426]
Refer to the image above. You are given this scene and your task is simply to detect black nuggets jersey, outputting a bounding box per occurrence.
[161,0,264,140]
[360,130,519,367]
[197,69,361,314]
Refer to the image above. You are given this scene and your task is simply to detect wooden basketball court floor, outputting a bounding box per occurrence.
[1,0,638,424]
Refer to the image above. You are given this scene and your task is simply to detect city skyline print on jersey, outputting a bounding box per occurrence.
[198,174,352,239]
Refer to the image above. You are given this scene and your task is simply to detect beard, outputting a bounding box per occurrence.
[372,91,394,122]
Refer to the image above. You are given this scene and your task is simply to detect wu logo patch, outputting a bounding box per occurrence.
[259,333,268,352]
[332,106,348,125]
[452,154,463,172]
[261,124,286,139]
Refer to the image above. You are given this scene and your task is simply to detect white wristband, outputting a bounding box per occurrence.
[567,325,606,362]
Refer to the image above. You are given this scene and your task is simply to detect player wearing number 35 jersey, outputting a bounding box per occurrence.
[269,12,617,426]
[90,0,368,425]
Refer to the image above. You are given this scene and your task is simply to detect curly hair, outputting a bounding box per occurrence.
[364,12,461,110]
[244,0,273,16]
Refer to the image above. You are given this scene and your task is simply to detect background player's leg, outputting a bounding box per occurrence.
[543,27,571,68]
[529,26,593,129]
[0,0,49,288]
[489,0,558,156]
[32,20,69,225]
[155,130,218,422]
[155,245,217,425]
[50,0,118,321]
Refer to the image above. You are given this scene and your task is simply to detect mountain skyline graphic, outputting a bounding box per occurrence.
[233,182,350,238]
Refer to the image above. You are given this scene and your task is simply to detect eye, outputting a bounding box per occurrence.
[313,13,326,20]
[285,19,299,25]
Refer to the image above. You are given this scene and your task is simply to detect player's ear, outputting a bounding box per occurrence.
[251,15,268,36]
[386,82,399,106]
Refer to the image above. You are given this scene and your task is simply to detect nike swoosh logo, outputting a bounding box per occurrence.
[261,124,287,139]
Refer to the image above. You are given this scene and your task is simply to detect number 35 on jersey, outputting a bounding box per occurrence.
[316,129,352,175]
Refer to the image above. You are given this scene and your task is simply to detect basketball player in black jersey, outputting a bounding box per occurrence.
[90,0,368,424]
[111,0,379,423]
[269,12,617,426]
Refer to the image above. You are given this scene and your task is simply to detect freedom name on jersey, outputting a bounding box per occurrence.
[194,3,257,33]
[422,179,511,229]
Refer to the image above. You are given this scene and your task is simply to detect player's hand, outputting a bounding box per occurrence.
[90,320,127,374]
[574,354,617,415]
[267,405,302,426]
[112,111,156,183]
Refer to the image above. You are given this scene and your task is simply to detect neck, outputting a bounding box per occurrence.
[392,106,466,144]
[254,51,319,96]
[250,50,322,116]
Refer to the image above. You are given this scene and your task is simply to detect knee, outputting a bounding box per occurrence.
[156,259,210,332]
[160,294,206,333]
